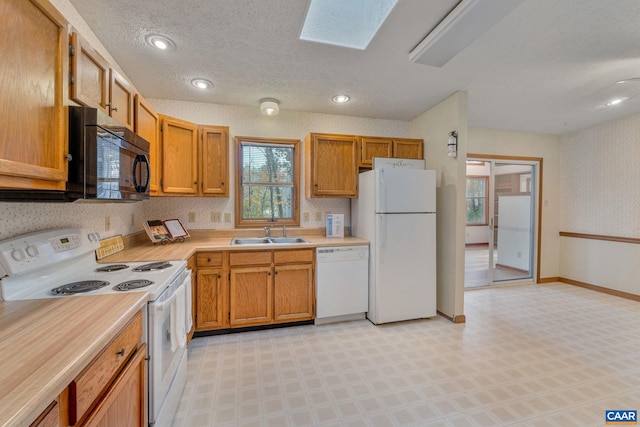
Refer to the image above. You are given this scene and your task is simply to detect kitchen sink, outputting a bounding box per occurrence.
[230,237,308,245]
[268,237,308,244]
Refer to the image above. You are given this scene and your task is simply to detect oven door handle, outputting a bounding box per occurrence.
[156,293,176,312]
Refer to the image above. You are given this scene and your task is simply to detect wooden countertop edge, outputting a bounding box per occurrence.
[0,293,148,427]
[101,235,370,263]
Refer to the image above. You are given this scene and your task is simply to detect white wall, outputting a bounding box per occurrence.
[468,128,561,280]
[560,113,640,295]
[410,92,468,320]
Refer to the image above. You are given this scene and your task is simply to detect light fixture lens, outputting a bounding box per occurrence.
[191,79,213,90]
[146,35,175,51]
[605,97,626,106]
[332,94,350,104]
[260,98,280,116]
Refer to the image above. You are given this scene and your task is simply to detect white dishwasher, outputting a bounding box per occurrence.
[316,245,369,324]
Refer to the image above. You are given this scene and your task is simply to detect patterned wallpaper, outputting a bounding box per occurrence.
[0,102,410,241]
[559,113,640,237]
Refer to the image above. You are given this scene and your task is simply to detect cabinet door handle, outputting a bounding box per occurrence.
[116,348,125,357]
[111,106,118,112]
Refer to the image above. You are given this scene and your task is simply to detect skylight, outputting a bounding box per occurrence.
[300,0,398,50]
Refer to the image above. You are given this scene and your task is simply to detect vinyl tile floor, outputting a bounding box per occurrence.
[172,283,640,426]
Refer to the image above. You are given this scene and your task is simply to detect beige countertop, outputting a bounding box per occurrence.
[101,229,369,263]
[0,293,148,427]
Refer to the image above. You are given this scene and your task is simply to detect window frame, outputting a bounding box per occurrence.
[234,136,300,228]
[466,175,489,226]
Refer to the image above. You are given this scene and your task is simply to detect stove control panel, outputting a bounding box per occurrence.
[0,228,101,277]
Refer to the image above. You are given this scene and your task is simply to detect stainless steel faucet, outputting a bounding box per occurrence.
[264,226,271,237]
[282,225,287,237]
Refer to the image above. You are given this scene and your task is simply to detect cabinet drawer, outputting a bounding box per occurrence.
[30,401,58,427]
[274,249,314,264]
[229,251,272,266]
[187,254,196,270]
[196,252,223,267]
[70,311,143,424]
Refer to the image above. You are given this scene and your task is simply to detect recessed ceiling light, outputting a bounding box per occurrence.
[191,79,213,90]
[146,34,175,51]
[332,95,351,104]
[605,97,627,107]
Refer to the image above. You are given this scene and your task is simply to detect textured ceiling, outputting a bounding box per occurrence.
[67,0,640,135]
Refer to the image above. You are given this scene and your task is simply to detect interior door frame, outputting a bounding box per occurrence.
[467,154,543,284]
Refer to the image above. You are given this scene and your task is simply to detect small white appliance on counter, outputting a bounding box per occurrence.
[351,158,437,324]
[315,245,369,324]
[0,228,190,427]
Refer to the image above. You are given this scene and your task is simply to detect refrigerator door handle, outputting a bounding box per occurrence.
[378,215,386,264]
[379,169,385,213]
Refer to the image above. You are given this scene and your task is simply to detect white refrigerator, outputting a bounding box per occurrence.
[351,167,437,324]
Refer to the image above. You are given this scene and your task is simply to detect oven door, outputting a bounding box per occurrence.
[148,279,188,423]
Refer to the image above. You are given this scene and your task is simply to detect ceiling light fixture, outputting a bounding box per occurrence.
[191,78,213,90]
[146,34,175,51]
[332,95,351,104]
[409,0,525,67]
[260,98,280,116]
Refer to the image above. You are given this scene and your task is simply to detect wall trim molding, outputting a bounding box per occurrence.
[538,277,560,283]
[559,231,640,245]
[559,277,640,302]
[438,311,466,323]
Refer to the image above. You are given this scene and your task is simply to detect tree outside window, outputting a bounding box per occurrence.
[235,137,300,227]
[466,176,488,225]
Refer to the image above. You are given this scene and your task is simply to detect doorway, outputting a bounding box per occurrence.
[464,156,541,288]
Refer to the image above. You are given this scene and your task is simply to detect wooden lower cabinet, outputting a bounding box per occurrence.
[274,264,314,323]
[59,311,145,427]
[82,344,146,427]
[196,267,228,330]
[230,266,273,327]
[194,249,315,332]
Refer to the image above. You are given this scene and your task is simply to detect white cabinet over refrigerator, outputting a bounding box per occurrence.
[352,161,436,324]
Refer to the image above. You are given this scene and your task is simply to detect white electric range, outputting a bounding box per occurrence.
[0,228,190,427]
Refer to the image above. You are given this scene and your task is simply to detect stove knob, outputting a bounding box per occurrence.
[11,248,26,261]
[26,245,39,257]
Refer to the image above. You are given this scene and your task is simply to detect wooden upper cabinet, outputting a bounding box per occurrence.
[69,30,109,114]
[69,30,135,130]
[393,138,424,160]
[134,95,161,194]
[159,115,199,194]
[109,69,135,130]
[359,137,393,168]
[305,133,358,198]
[358,136,424,167]
[199,126,229,196]
[0,0,68,191]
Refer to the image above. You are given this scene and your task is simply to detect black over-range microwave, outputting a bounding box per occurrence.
[0,106,151,202]
[66,106,150,202]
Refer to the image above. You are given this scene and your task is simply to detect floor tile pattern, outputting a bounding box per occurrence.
[173,283,640,426]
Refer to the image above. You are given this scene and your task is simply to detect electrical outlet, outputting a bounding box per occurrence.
[302,212,310,222]
[130,213,135,227]
[211,211,221,222]
[224,212,232,223]
[188,212,196,223]
[314,211,322,222]
[104,216,111,232]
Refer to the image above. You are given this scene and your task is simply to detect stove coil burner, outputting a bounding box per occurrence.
[113,279,155,291]
[133,262,173,272]
[52,280,110,295]
[95,264,129,272]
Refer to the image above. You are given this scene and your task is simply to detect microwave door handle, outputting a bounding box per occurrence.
[133,154,150,192]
